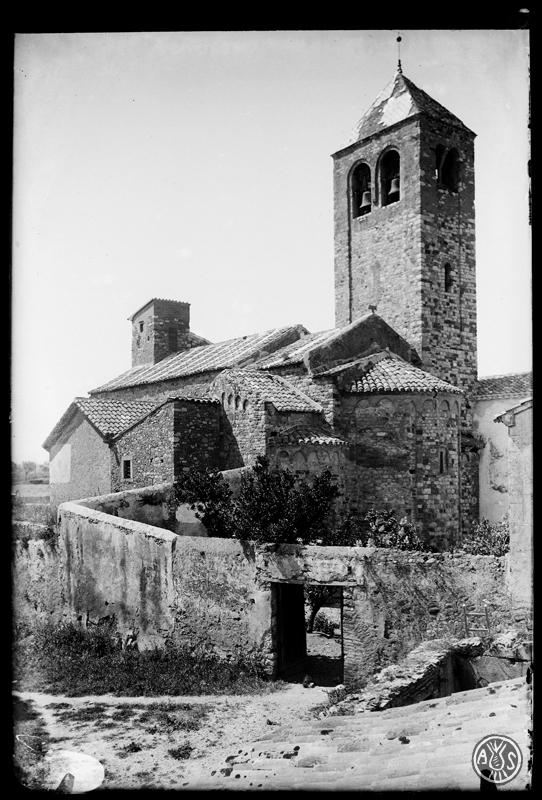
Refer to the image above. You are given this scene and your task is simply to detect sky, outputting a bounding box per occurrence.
[12,30,531,464]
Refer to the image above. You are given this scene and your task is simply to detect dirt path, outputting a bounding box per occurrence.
[15,683,329,790]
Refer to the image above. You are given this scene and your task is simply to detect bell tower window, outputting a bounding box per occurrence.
[351,162,372,218]
[379,149,400,206]
[437,147,460,192]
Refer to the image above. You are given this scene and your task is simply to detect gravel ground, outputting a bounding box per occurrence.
[14,682,330,790]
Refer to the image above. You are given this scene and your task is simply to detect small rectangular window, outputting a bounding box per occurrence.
[439,448,448,475]
[122,458,132,480]
[168,327,178,351]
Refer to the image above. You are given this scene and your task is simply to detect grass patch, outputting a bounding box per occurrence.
[117,741,142,759]
[136,703,208,734]
[53,703,109,724]
[110,706,139,722]
[13,697,50,790]
[168,742,193,760]
[14,622,276,696]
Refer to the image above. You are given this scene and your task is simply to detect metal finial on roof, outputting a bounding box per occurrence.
[396,33,403,74]
[369,304,377,314]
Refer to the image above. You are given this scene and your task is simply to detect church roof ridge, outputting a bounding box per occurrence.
[90,325,309,393]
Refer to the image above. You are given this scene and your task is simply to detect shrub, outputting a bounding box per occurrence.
[13,622,275,697]
[459,517,510,556]
[173,460,429,552]
[329,508,428,550]
[173,456,341,545]
[313,611,337,638]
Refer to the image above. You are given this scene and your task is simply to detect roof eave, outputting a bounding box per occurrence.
[332,112,475,161]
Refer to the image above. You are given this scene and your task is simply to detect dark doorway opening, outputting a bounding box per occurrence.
[273,582,344,686]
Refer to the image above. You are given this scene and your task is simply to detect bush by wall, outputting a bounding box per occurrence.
[13,622,278,697]
[172,456,340,544]
[458,517,510,557]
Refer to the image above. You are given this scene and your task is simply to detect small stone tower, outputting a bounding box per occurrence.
[130,298,190,367]
[333,68,477,401]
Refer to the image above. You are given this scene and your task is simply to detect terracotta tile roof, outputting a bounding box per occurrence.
[348,356,462,395]
[76,398,158,437]
[270,424,349,448]
[90,326,307,393]
[474,372,532,400]
[349,70,473,144]
[252,329,336,369]
[216,369,322,413]
[43,397,157,449]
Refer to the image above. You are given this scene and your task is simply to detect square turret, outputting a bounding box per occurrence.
[130,298,191,367]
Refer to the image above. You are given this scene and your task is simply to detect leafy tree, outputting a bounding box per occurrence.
[305,585,338,633]
[22,461,37,482]
[173,458,429,553]
[172,456,340,545]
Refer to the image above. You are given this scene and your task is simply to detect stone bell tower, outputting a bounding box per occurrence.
[333,66,478,401]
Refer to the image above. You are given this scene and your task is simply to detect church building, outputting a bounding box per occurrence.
[43,67,531,549]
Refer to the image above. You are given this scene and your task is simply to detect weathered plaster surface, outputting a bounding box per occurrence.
[474,398,515,522]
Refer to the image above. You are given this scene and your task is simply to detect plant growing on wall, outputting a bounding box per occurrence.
[458,517,510,556]
[172,456,341,544]
[329,508,428,550]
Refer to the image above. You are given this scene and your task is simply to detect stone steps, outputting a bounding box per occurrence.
[186,678,530,791]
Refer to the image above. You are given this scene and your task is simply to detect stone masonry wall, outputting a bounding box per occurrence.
[266,409,348,503]
[112,403,176,491]
[174,400,222,473]
[259,544,513,687]
[266,366,337,426]
[131,299,190,367]
[337,393,461,546]
[210,373,268,468]
[333,119,424,346]
[418,118,477,399]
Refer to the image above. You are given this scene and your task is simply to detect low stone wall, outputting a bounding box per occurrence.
[59,502,177,650]
[57,502,271,662]
[255,544,514,685]
[76,483,175,531]
[15,492,517,688]
[13,536,62,629]
[170,536,271,669]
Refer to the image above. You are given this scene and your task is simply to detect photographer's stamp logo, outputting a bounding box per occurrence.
[472,734,523,785]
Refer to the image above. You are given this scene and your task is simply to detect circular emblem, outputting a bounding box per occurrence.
[472,734,523,785]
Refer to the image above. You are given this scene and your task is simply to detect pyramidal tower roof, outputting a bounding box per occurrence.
[350,68,475,143]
